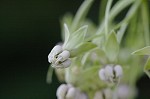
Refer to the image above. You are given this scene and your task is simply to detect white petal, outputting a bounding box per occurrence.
[56,84,68,98]
[51,45,62,55]
[103,88,113,99]
[114,65,123,77]
[78,93,88,99]
[117,85,129,98]
[99,69,106,81]
[48,45,62,63]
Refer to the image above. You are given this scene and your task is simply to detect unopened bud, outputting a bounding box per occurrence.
[56,84,68,99]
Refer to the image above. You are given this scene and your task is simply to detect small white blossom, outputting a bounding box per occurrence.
[99,64,123,83]
[56,84,68,99]
[48,45,71,68]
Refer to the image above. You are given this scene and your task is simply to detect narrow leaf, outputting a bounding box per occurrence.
[46,65,54,84]
[70,42,97,57]
[105,31,119,62]
[71,0,94,31]
[132,46,150,55]
[63,25,88,50]
[144,57,150,78]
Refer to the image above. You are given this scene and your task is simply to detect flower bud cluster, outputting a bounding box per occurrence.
[48,45,71,68]
[56,84,88,99]
[99,64,123,83]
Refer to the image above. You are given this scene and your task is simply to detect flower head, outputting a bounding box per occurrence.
[99,64,123,83]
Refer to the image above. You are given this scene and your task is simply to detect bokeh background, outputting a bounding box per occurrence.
[0,0,150,99]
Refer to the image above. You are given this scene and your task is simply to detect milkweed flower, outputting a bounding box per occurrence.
[94,88,113,99]
[56,84,88,99]
[99,64,123,83]
[48,45,71,68]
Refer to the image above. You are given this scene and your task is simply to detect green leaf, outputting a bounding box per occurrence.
[144,57,150,78]
[105,31,119,62]
[46,65,54,84]
[63,25,88,50]
[109,0,135,21]
[70,42,97,57]
[141,0,150,46]
[104,0,113,37]
[132,46,150,55]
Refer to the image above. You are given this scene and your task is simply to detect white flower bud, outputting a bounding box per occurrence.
[78,93,88,99]
[94,91,103,99]
[55,50,70,65]
[48,45,62,63]
[66,87,77,99]
[103,88,113,99]
[56,84,68,99]
[114,65,123,78]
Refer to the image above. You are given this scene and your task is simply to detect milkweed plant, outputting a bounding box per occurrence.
[47,0,150,99]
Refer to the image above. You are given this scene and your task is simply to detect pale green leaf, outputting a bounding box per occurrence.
[60,13,73,41]
[46,65,54,84]
[132,46,150,55]
[70,42,97,57]
[63,25,88,50]
[105,31,119,62]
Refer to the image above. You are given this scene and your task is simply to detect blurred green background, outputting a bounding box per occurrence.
[0,0,150,99]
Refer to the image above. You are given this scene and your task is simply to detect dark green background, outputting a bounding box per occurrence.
[0,0,150,99]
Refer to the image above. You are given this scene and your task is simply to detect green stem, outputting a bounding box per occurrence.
[96,0,135,35]
[113,0,141,30]
[99,0,108,23]
[71,0,94,32]
[104,0,113,38]
[117,23,128,44]
[141,0,150,46]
